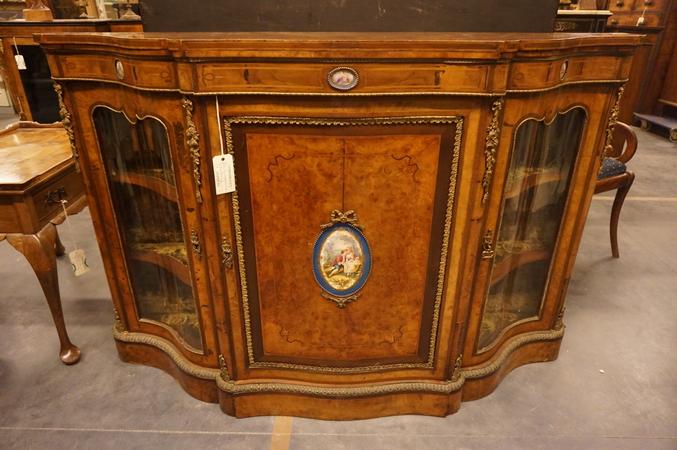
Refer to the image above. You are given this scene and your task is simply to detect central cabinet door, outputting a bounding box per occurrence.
[225,116,462,371]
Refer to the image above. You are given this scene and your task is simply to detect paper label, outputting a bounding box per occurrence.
[213,154,236,195]
[15,54,26,70]
[69,249,90,277]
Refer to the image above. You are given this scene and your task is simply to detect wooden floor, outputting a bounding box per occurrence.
[0,126,675,449]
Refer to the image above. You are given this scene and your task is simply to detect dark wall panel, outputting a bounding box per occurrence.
[140,0,559,33]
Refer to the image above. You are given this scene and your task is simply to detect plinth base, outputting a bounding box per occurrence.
[114,326,564,420]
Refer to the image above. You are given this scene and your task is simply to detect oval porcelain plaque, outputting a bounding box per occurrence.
[312,223,371,298]
[327,67,359,91]
[559,60,568,81]
[114,59,125,80]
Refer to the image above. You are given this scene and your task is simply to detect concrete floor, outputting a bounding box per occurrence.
[0,127,675,450]
[0,106,18,129]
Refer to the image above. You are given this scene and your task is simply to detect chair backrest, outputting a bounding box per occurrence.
[607,121,638,164]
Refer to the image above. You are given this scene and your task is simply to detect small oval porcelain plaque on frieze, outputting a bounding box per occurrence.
[327,67,359,91]
[114,59,125,80]
[559,60,568,81]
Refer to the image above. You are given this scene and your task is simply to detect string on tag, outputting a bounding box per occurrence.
[59,200,80,251]
[216,97,225,155]
[212,96,236,194]
[59,199,90,276]
[13,37,26,71]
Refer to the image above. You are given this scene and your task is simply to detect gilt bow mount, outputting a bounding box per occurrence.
[320,209,363,231]
[314,209,371,308]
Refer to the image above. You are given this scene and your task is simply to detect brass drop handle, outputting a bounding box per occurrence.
[45,187,67,204]
[644,0,653,5]
[615,0,623,6]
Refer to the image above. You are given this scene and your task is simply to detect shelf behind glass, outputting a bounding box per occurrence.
[93,107,202,351]
[478,107,586,351]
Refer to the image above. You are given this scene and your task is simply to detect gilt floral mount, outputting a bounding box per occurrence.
[313,210,371,308]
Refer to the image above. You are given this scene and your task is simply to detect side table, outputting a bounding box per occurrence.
[0,121,86,364]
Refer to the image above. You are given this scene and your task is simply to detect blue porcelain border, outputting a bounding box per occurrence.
[312,222,371,298]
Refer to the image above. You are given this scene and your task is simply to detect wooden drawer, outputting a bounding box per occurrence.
[608,12,662,27]
[609,0,636,12]
[53,53,506,94]
[554,18,597,32]
[508,55,627,91]
[637,0,670,11]
[191,62,498,94]
[609,0,669,11]
[54,54,177,89]
[32,167,84,226]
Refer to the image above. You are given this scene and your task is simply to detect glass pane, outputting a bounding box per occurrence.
[92,107,202,351]
[479,108,586,350]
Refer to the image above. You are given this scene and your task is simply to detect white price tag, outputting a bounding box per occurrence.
[15,54,26,70]
[213,154,236,195]
[68,249,90,277]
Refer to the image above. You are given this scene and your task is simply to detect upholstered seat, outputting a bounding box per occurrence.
[594,121,637,258]
[598,157,627,179]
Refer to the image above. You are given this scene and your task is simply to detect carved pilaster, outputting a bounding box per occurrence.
[113,307,125,332]
[182,97,203,203]
[451,353,463,382]
[601,86,625,163]
[482,98,504,204]
[54,83,79,172]
[218,354,230,381]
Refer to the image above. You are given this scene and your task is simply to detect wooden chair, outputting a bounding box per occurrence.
[595,121,637,258]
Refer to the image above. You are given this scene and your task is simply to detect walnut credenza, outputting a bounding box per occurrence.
[37,32,639,419]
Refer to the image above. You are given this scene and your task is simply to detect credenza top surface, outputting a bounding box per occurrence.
[35,31,640,56]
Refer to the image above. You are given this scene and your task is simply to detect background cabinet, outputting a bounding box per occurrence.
[139,0,560,32]
[0,19,141,122]
[607,0,677,123]
[555,9,612,32]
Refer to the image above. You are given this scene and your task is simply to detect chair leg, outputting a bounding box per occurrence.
[54,226,66,257]
[7,223,81,364]
[610,172,635,258]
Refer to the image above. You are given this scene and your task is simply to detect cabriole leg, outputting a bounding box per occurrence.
[7,223,81,364]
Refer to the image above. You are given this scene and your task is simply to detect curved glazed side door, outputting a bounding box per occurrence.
[65,86,219,367]
[464,85,620,366]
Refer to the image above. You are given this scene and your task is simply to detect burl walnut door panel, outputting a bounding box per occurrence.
[225,117,462,372]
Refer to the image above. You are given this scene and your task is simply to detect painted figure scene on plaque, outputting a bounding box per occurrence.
[313,222,371,297]
[320,228,364,290]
